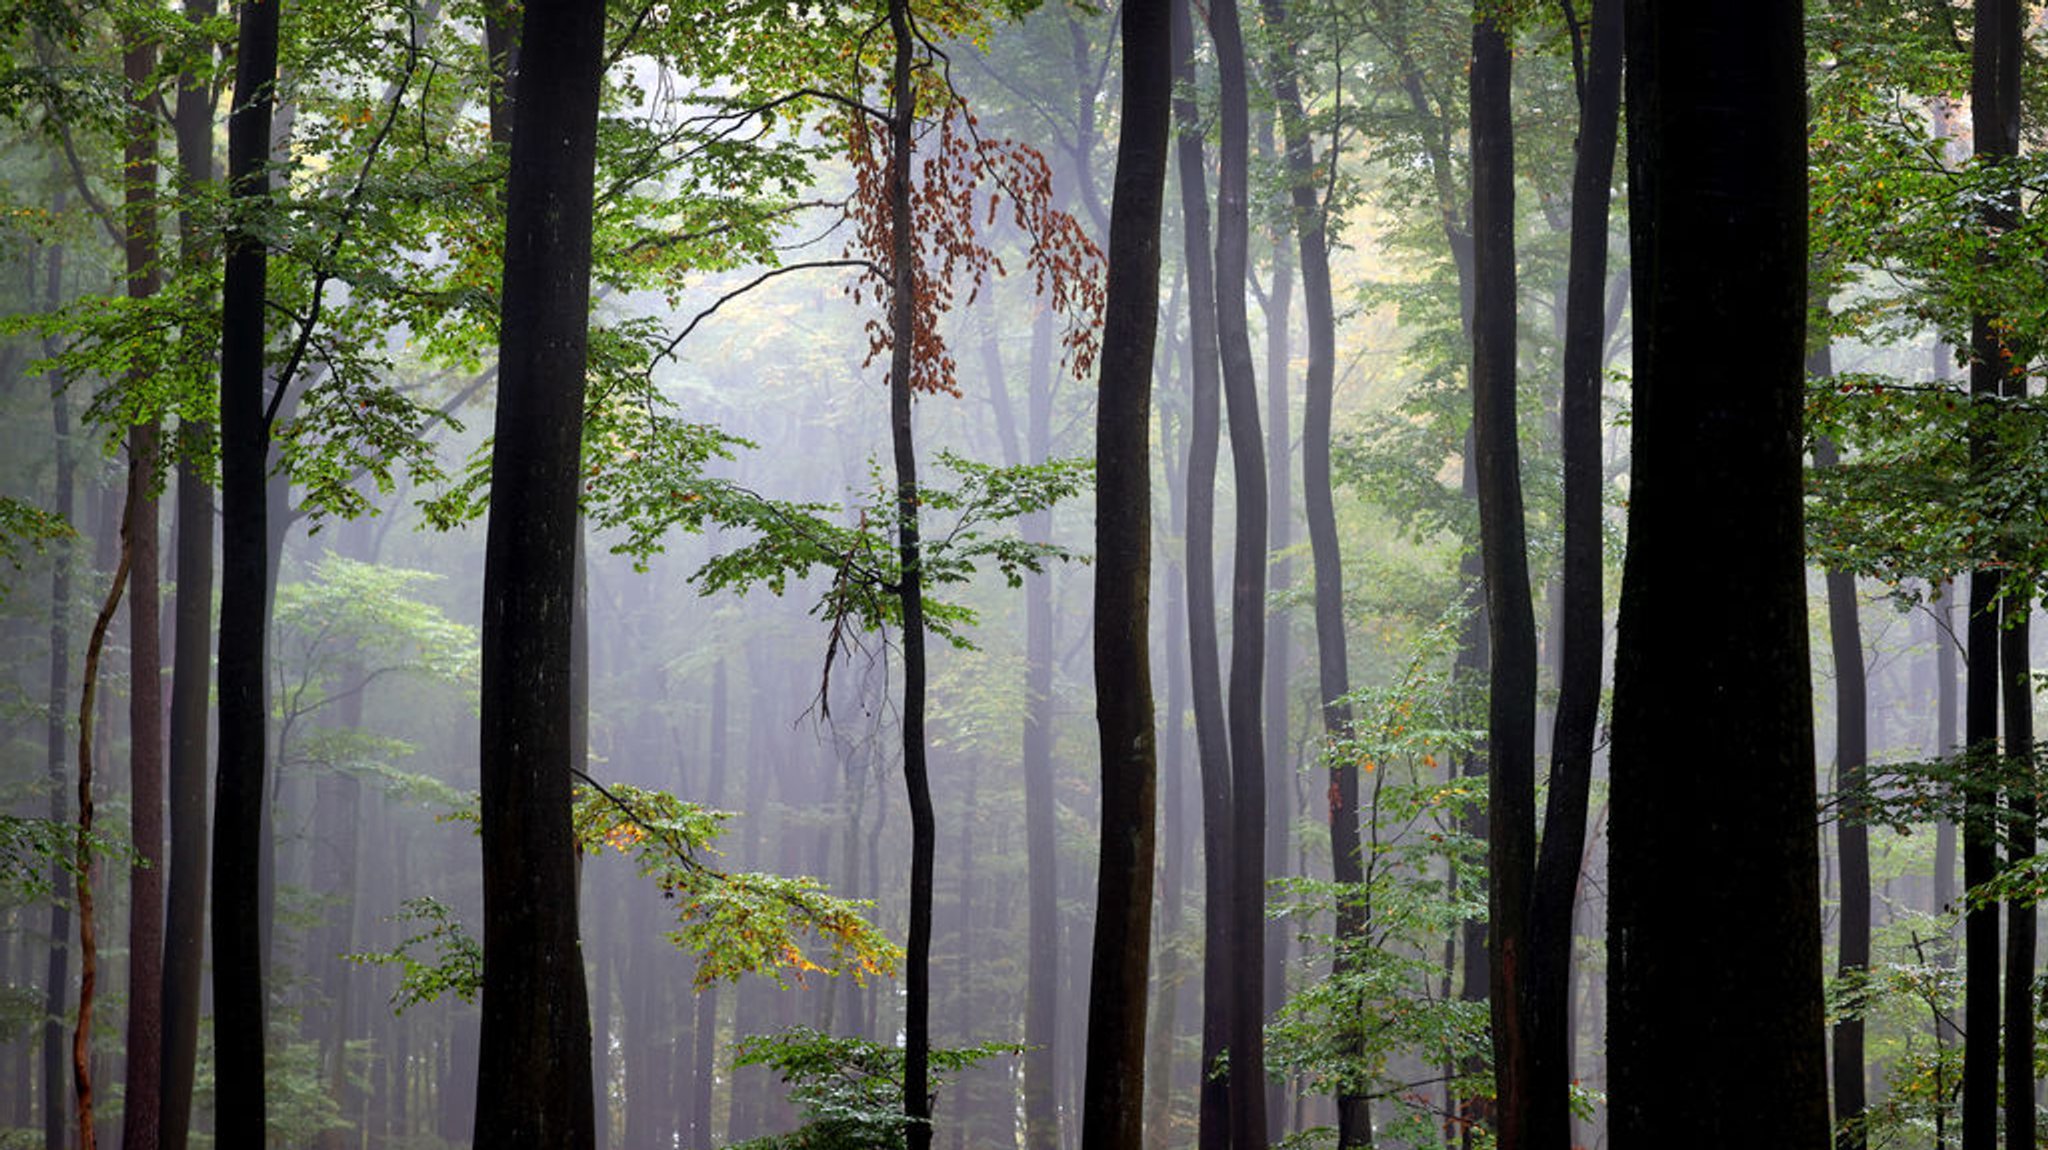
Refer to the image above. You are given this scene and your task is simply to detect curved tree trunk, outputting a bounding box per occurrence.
[1211,0,1270,1144]
[1530,2,1619,1145]
[1170,2,1233,1146]
[1080,0,1169,1141]
[41,216,72,1150]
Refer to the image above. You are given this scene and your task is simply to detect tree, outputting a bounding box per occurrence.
[118,23,166,1147]
[1962,5,2019,1147]
[471,0,606,1144]
[1608,2,1829,1145]
[1168,1,1232,1145]
[214,0,283,1133]
[1529,2,1616,1146]
[1210,0,1271,1142]
[1081,0,1169,1143]
[1467,8,1538,1149]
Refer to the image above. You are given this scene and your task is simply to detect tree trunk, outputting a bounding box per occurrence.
[121,29,168,1148]
[77,505,134,1150]
[41,219,73,1150]
[1171,3,1233,1147]
[1080,0,1169,1141]
[1814,402,1869,1150]
[214,0,282,1129]
[1609,3,1829,1144]
[882,3,936,1146]
[1212,0,1270,1143]
[1257,128,1295,1143]
[473,0,605,1142]
[160,9,216,1137]
[1964,4,2019,1148]
[1529,3,1617,1146]
[1468,12,1539,1148]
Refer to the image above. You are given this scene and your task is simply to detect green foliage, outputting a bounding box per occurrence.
[0,813,130,904]
[1268,609,1490,1130]
[345,895,482,1013]
[0,493,70,598]
[571,781,900,988]
[721,1027,1022,1150]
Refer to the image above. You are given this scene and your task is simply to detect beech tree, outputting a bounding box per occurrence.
[1608,2,1829,1145]
[1080,0,1169,1143]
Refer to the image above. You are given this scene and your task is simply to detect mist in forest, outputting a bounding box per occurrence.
[0,1,2039,1148]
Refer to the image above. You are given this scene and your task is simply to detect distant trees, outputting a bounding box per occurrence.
[1608,3,1829,1145]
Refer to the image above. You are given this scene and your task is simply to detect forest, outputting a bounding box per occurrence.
[0,0,2035,1147]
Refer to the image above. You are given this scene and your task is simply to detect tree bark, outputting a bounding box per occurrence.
[214,0,283,1129]
[41,214,72,1150]
[1212,0,1270,1143]
[472,0,605,1142]
[160,0,217,1133]
[121,29,168,1148]
[1468,12,1539,1149]
[77,507,134,1150]
[1814,409,1869,1150]
[1171,2,1233,1146]
[1080,0,1168,1142]
[1609,3,1829,1144]
[1529,3,1617,1146]
[1964,5,2019,1148]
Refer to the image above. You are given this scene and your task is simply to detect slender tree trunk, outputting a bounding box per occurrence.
[76,511,134,1150]
[1212,0,1270,1143]
[1080,0,1168,1142]
[41,215,73,1150]
[1258,134,1295,1143]
[215,0,283,1128]
[2001,605,2033,1150]
[1257,1,1365,1139]
[1171,4,1232,1146]
[882,3,936,1145]
[1610,3,1829,1144]
[1529,4,1617,1146]
[160,23,215,1129]
[473,0,605,1142]
[1964,5,2019,1148]
[121,30,168,1148]
[1468,12,1539,1149]
[1814,393,1869,1150]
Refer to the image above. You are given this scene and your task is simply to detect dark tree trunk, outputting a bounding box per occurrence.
[1212,0,1270,1143]
[76,511,134,1150]
[882,2,936,1146]
[472,0,605,1142]
[1080,0,1169,1142]
[1609,2,1829,1144]
[214,0,281,1129]
[1257,1,1364,1139]
[1529,3,1617,1146]
[122,30,168,1149]
[1964,5,2019,1148]
[1468,12,1539,1149]
[41,215,72,1150]
[1257,127,1295,1144]
[1814,404,1869,1150]
[2001,599,2032,1150]
[160,0,216,1130]
[1171,1,1233,1147]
